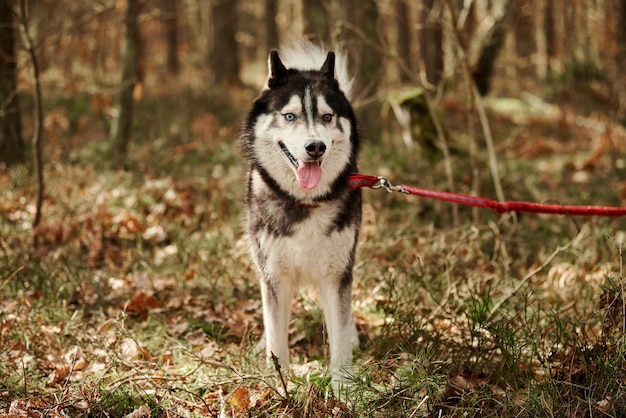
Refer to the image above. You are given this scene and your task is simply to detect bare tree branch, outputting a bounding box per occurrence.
[18,0,44,231]
[443,0,505,203]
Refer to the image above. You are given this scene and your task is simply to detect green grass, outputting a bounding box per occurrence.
[1,85,625,417]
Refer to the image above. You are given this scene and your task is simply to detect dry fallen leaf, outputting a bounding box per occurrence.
[153,244,178,266]
[227,387,250,413]
[184,328,207,346]
[597,397,612,413]
[120,338,143,361]
[47,364,71,387]
[86,361,107,374]
[113,211,145,236]
[161,351,174,365]
[124,404,151,418]
[143,225,168,243]
[10,397,64,417]
[183,268,196,281]
[125,292,161,316]
[447,374,487,398]
[64,346,86,371]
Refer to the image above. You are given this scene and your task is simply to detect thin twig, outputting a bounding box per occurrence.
[487,225,588,320]
[619,239,625,335]
[271,352,290,401]
[1,265,24,292]
[30,5,116,56]
[18,0,44,231]
[106,359,205,391]
[22,348,28,395]
[380,9,459,226]
[423,90,459,226]
[413,19,460,227]
[0,89,18,117]
[410,395,430,417]
[335,6,459,225]
[187,346,288,399]
[463,59,480,224]
[443,0,505,203]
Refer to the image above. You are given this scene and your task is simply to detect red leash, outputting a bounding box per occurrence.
[348,173,626,217]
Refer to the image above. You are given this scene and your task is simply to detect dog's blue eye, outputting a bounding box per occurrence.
[322,113,333,123]
[284,113,296,122]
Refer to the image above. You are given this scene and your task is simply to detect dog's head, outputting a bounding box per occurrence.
[242,47,358,201]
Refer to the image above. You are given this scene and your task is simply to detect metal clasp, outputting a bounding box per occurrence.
[373,176,407,193]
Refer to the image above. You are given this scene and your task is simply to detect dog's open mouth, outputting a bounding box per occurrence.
[279,141,322,190]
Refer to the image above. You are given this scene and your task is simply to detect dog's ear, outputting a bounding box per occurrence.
[268,50,288,82]
[319,51,335,79]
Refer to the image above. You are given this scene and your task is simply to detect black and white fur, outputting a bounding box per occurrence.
[240,43,362,392]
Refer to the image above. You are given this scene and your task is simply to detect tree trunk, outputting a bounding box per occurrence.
[114,0,143,162]
[420,0,443,86]
[514,0,535,77]
[471,0,517,95]
[342,0,381,138]
[0,0,25,166]
[544,0,555,59]
[395,0,412,82]
[303,0,331,43]
[18,0,44,229]
[617,0,626,118]
[161,0,179,75]
[209,0,240,86]
[265,0,279,51]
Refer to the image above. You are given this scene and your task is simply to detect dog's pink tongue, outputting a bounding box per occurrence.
[297,161,322,190]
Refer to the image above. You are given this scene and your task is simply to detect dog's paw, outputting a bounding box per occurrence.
[331,366,355,400]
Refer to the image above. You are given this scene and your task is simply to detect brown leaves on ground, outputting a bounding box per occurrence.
[125,292,161,318]
[2,168,212,266]
[0,164,258,416]
[2,89,625,416]
[7,397,65,418]
[220,384,352,418]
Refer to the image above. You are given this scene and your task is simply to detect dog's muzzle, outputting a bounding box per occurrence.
[278,141,324,190]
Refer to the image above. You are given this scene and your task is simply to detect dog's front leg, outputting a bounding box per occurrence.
[320,273,358,393]
[259,274,292,372]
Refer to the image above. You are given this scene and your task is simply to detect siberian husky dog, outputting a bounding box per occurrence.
[240,43,362,392]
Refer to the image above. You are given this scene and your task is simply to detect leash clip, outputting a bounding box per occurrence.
[374,176,407,193]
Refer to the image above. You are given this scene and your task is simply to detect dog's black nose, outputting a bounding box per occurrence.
[305,141,326,159]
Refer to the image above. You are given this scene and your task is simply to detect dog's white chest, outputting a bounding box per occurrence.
[262,207,355,285]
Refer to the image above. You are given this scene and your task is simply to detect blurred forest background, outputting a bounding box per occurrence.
[2,0,626,169]
[2,0,626,416]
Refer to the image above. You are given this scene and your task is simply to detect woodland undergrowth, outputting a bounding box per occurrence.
[1,86,626,417]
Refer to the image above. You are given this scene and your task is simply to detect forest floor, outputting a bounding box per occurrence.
[1,82,626,417]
